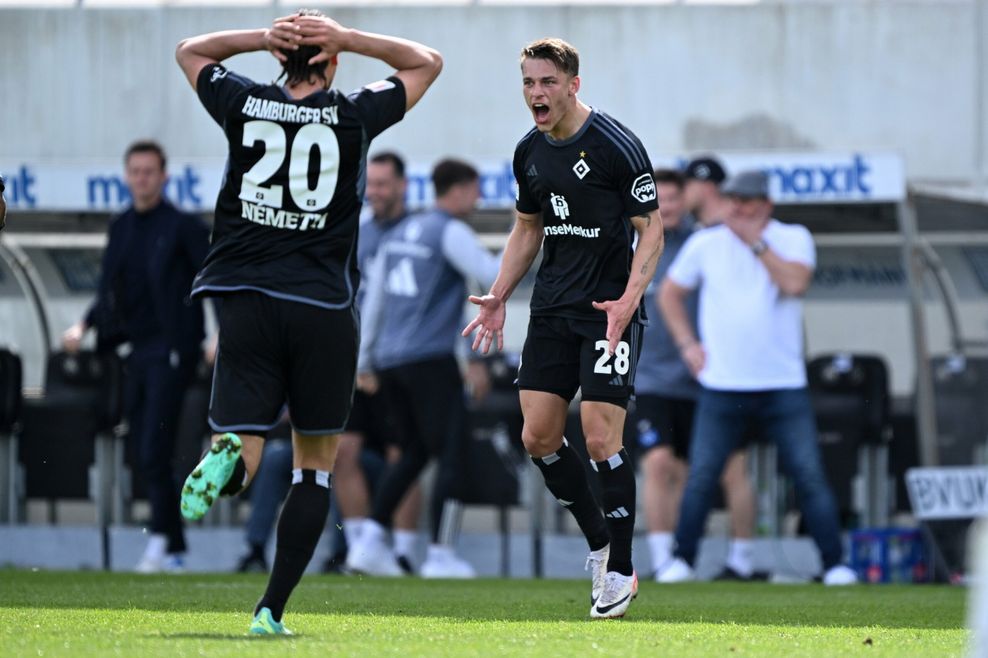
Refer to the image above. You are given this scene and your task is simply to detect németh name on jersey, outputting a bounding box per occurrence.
[240,200,327,231]
[241,96,340,126]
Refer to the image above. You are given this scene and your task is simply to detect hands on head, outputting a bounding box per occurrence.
[265,13,349,65]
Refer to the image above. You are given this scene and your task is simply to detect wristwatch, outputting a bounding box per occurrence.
[750,239,768,256]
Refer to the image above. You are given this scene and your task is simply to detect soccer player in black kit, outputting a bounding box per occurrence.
[464,38,664,619]
[174,11,441,634]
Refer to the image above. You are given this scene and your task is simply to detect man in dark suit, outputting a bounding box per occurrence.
[0,174,7,231]
[63,140,210,572]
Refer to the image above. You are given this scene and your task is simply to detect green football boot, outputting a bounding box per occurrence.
[249,607,293,636]
[180,432,242,521]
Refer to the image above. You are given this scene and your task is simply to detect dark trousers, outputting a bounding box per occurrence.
[126,346,196,554]
[371,355,467,542]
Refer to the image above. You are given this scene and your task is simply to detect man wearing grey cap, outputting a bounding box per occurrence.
[657,169,857,585]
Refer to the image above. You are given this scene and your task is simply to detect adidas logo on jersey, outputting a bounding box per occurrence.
[606,507,630,519]
[527,164,538,178]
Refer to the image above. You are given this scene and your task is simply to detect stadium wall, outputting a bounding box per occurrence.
[0,1,983,185]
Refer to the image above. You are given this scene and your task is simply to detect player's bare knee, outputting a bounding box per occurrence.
[521,427,563,458]
[583,432,621,462]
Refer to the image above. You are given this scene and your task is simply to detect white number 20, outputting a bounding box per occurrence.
[239,120,340,210]
[594,340,631,375]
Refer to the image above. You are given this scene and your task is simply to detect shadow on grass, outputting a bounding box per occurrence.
[150,632,288,641]
[0,570,966,630]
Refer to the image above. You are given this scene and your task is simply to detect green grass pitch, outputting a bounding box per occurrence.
[0,570,968,657]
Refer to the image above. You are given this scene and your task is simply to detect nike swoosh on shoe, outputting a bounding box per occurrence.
[594,593,631,615]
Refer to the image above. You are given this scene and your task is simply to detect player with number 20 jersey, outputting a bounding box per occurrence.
[174,11,441,634]
[193,68,405,308]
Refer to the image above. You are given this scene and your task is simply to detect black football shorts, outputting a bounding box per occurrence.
[627,394,697,460]
[208,291,358,436]
[344,388,397,454]
[517,315,643,408]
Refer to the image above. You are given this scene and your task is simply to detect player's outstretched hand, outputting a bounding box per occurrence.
[591,297,636,355]
[462,294,506,355]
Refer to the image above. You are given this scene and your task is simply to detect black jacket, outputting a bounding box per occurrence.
[86,199,209,355]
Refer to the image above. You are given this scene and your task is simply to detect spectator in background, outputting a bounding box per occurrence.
[0,174,7,231]
[631,169,757,581]
[62,140,210,573]
[683,156,762,579]
[683,156,729,227]
[331,151,423,574]
[348,158,499,578]
[658,170,857,585]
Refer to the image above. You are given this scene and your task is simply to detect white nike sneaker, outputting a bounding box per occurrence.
[656,557,696,583]
[585,544,610,606]
[590,570,639,619]
[420,545,476,579]
[822,564,859,586]
[345,533,404,577]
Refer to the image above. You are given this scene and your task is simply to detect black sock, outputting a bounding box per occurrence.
[255,469,331,622]
[219,456,247,496]
[595,448,635,576]
[532,439,609,551]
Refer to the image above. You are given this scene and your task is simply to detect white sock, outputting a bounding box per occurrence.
[726,538,754,577]
[648,532,674,572]
[143,534,167,560]
[343,517,367,548]
[394,530,418,558]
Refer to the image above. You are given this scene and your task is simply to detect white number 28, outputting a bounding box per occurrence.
[593,340,631,375]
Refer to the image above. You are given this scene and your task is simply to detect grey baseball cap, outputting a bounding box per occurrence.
[720,170,770,199]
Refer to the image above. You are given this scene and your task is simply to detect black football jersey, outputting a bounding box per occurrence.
[191,64,406,309]
[513,109,658,323]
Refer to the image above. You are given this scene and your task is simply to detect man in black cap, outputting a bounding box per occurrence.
[683,156,728,228]
[658,169,857,585]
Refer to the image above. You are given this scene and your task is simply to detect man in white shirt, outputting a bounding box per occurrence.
[657,170,857,585]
